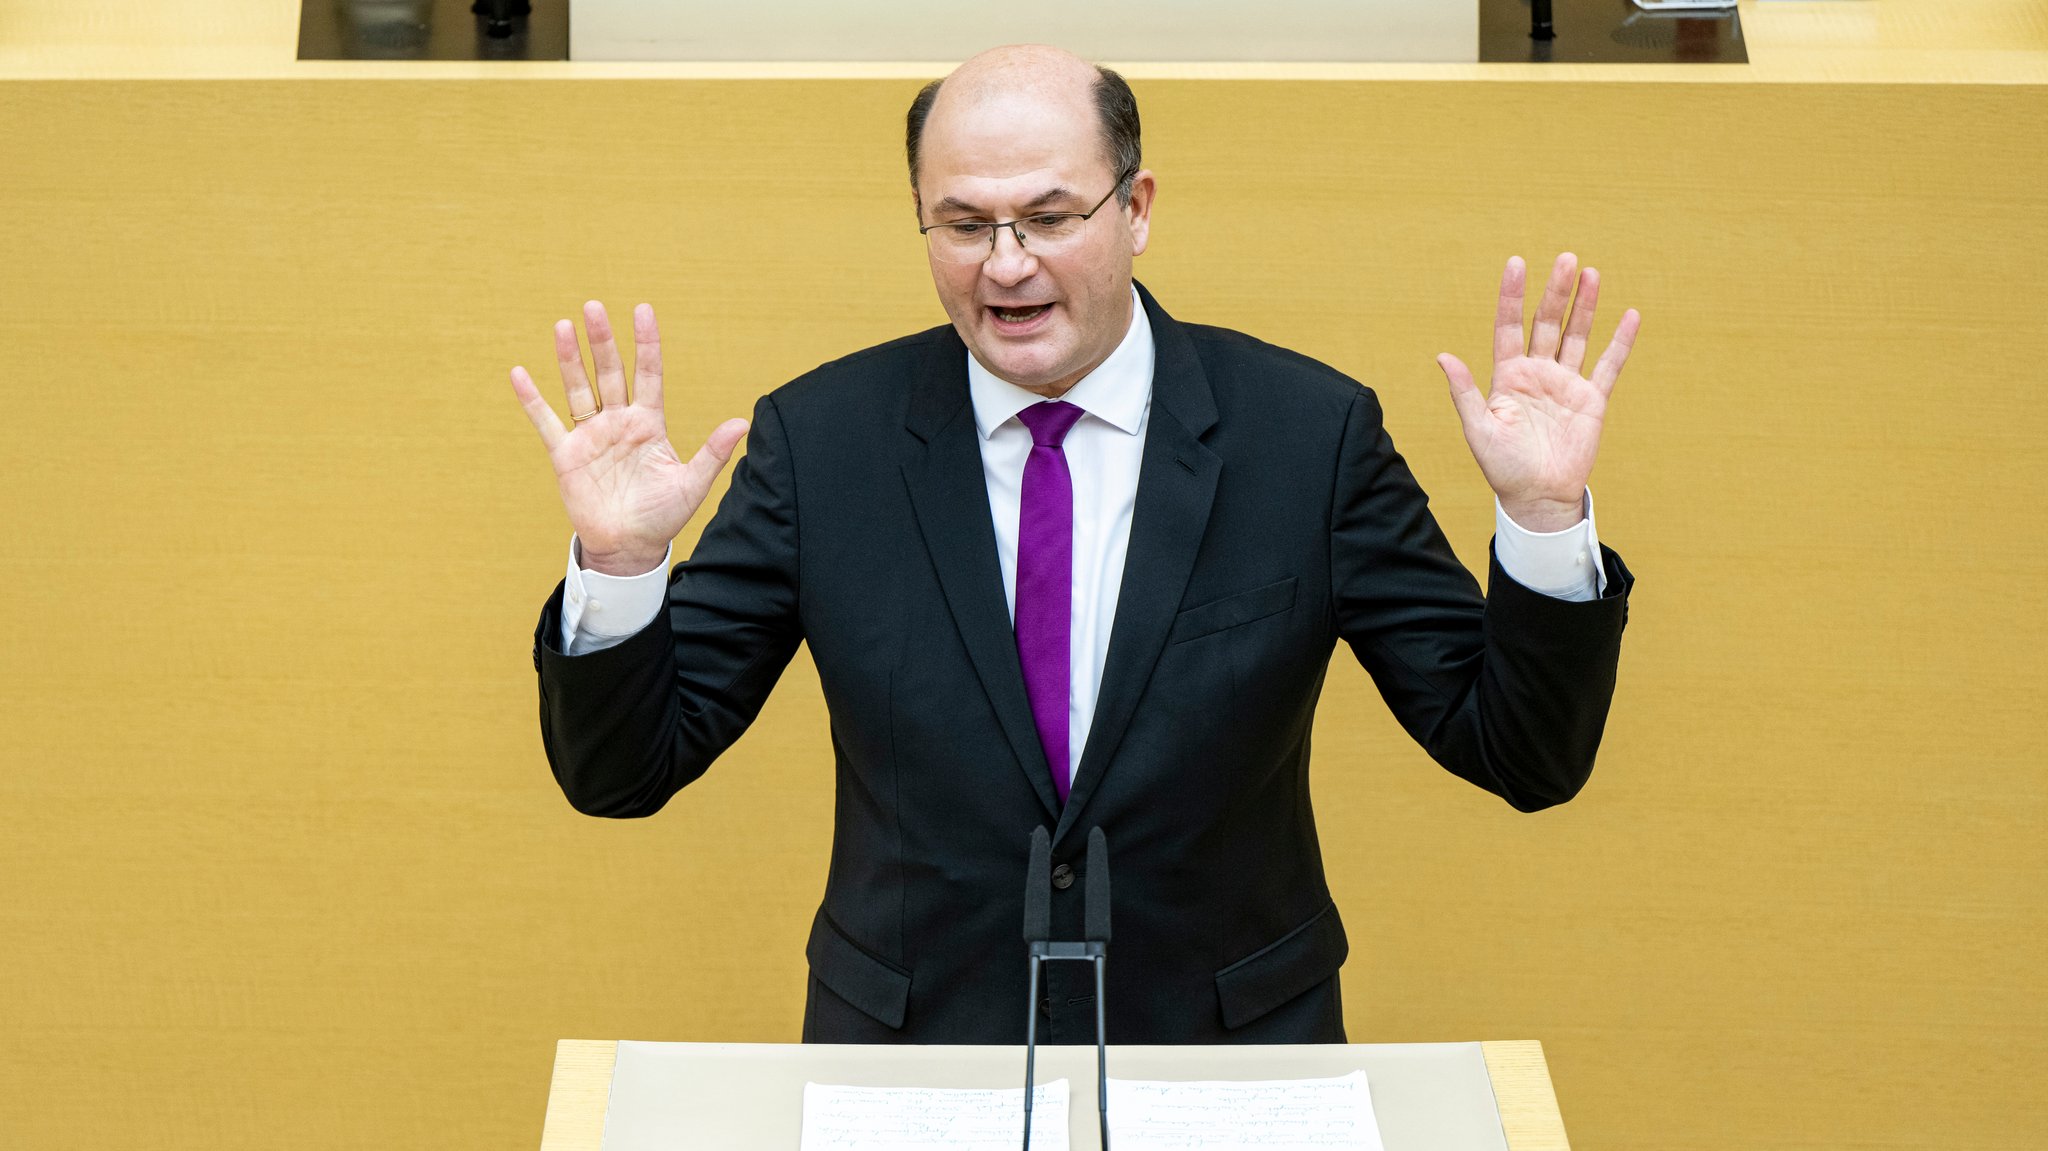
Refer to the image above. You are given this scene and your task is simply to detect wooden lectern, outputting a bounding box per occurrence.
[538,1038,1572,1150]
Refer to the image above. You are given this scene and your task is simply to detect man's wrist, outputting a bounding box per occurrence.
[561,536,672,653]
[1499,494,1586,534]
[1492,489,1604,602]
[575,540,670,578]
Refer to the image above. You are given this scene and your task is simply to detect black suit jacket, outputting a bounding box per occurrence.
[533,283,1633,1045]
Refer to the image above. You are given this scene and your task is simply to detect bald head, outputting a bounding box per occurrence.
[906,45,1141,210]
[945,43,1100,105]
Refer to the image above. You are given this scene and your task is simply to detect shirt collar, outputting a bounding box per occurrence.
[967,285,1153,440]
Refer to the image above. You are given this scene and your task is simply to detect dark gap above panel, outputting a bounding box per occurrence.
[299,0,568,60]
[300,0,1743,66]
[1482,0,1747,64]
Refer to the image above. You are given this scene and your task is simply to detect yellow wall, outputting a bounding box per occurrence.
[1,75,2043,1149]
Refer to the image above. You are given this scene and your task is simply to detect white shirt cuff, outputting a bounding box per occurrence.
[558,535,672,655]
[1493,489,1606,602]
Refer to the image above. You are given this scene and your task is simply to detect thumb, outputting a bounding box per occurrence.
[703,417,751,463]
[1437,353,1486,433]
[680,417,752,506]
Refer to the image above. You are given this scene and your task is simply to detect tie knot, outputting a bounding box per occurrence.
[1018,401,1085,447]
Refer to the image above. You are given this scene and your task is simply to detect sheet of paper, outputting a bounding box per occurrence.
[1106,1070,1386,1151]
[799,1079,1070,1151]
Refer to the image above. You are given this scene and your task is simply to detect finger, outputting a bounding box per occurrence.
[1558,266,1601,375]
[584,300,630,410]
[1589,308,1642,398]
[1437,353,1488,435]
[680,418,753,501]
[511,366,567,451]
[1492,256,1527,365]
[1528,252,1579,361]
[554,319,598,417]
[632,303,665,411]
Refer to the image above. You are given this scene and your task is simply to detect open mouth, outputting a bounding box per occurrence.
[988,303,1052,327]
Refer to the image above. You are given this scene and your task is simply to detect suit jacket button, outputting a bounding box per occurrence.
[1051,863,1075,890]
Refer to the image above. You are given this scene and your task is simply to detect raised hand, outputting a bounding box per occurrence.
[1436,254,1640,533]
[510,301,750,576]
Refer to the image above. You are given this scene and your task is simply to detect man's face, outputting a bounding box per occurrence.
[914,82,1153,397]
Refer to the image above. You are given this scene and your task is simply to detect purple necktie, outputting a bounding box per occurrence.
[1015,401,1086,805]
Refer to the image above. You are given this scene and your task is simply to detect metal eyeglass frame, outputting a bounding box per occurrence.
[918,167,1136,263]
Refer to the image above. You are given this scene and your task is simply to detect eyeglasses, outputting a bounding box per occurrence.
[919,169,1134,265]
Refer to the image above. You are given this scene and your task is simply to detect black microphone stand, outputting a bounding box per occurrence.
[1021,826,1112,1150]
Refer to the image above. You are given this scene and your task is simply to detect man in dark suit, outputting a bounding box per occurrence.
[510,45,1639,1045]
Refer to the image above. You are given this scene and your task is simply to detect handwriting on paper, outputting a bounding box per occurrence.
[1107,1070,1385,1151]
[799,1080,1070,1151]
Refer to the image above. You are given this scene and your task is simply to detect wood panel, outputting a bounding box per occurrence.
[0,61,2042,1151]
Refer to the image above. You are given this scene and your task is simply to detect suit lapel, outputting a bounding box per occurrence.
[1057,286,1220,843]
[900,334,1063,820]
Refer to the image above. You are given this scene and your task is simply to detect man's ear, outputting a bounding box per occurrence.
[1125,170,1156,257]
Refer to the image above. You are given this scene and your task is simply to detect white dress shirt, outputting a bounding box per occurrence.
[967,287,1155,782]
[558,288,1607,781]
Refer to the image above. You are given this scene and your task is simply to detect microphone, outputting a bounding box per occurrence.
[1085,827,1111,943]
[1020,825,1114,1151]
[1024,827,1052,945]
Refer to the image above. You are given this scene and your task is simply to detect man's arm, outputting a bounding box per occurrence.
[510,300,794,818]
[1334,253,1640,808]
[1330,389,1632,812]
[532,393,803,817]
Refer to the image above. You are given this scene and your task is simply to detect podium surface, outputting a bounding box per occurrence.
[539,1039,1569,1150]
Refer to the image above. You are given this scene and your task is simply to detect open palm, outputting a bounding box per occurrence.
[1437,254,1640,532]
[511,301,749,575]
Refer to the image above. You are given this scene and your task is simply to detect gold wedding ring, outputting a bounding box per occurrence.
[571,408,601,422]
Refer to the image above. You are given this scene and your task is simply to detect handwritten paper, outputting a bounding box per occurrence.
[1106,1070,1386,1150]
[799,1079,1070,1151]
